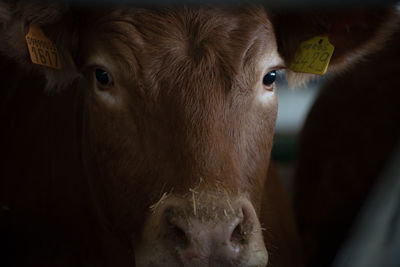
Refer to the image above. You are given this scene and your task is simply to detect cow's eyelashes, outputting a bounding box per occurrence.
[95,68,114,87]
[262,70,276,90]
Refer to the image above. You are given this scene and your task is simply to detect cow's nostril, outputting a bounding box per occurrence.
[165,209,189,248]
[230,216,250,248]
[231,222,245,245]
[169,223,188,247]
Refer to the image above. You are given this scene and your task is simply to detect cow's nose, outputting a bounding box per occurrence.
[135,195,268,267]
[160,199,268,266]
[165,206,243,261]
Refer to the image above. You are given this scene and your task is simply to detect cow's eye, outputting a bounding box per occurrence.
[263,70,276,90]
[95,68,113,87]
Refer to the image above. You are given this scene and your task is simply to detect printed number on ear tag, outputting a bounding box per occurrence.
[25,24,62,70]
[290,36,334,75]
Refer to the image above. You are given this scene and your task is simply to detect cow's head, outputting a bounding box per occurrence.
[79,9,279,266]
[0,3,397,266]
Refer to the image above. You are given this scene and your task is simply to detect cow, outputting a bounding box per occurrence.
[294,22,400,266]
[0,1,397,266]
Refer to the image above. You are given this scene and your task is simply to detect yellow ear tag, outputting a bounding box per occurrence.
[25,24,62,70]
[290,36,334,75]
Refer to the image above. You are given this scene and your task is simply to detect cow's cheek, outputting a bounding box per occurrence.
[81,86,151,233]
[242,86,278,208]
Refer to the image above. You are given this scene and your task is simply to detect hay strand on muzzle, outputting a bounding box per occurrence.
[189,188,198,216]
[149,192,169,213]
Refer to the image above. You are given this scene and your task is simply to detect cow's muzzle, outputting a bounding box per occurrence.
[135,191,268,267]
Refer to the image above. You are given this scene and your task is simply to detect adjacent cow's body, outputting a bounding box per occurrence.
[294,25,400,267]
[0,2,396,266]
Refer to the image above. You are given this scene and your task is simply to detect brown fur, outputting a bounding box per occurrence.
[260,165,304,267]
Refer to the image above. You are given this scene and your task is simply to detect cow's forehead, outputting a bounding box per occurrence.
[83,7,278,80]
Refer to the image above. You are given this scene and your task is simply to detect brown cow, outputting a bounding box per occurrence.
[0,2,396,266]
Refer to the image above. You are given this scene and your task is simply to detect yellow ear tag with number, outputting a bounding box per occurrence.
[290,36,334,75]
[25,24,62,70]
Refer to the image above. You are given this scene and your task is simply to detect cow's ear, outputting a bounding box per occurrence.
[272,7,399,86]
[0,1,80,91]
